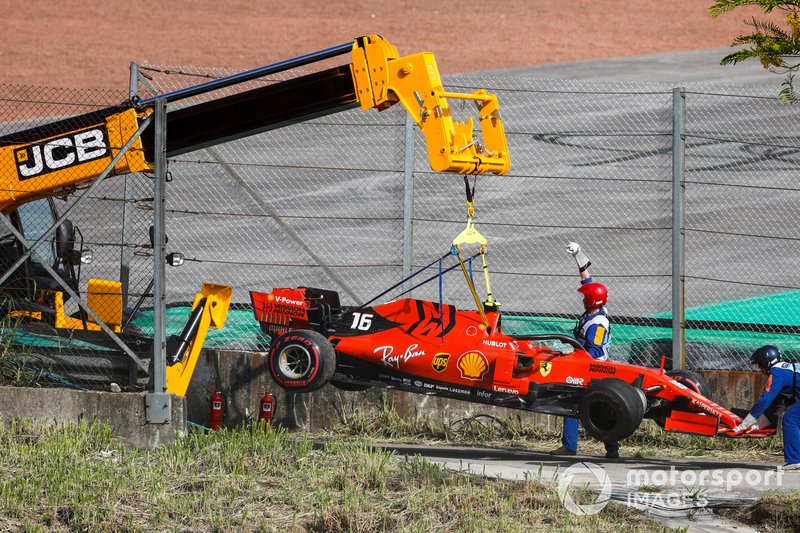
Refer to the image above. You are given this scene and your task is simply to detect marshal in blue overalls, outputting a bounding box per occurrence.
[550,242,619,459]
[734,345,800,468]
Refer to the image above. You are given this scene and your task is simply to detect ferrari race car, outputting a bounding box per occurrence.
[250,286,774,442]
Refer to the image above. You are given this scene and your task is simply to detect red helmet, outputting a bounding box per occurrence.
[578,282,608,308]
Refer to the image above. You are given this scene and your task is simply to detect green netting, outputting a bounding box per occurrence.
[130,307,271,350]
[652,290,800,325]
[5,329,115,350]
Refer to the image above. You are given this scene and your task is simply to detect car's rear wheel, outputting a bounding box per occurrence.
[268,330,336,392]
[579,378,645,442]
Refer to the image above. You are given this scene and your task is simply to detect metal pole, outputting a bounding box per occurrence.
[402,112,415,295]
[140,42,352,105]
[672,87,686,370]
[119,61,139,308]
[146,97,171,424]
[152,97,168,395]
[205,147,363,305]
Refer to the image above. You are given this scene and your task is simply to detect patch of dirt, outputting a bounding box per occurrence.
[0,1,778,90]
[723,491,800,532]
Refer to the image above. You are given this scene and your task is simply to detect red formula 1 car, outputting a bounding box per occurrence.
[250,286,774,442]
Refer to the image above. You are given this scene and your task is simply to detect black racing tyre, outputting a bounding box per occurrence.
[331,380,371,392]
[268,330,336,393]
[579,378,646,442]
[666,369,712,399]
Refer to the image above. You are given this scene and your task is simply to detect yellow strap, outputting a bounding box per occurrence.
[455,250,488,328]
[481,253,494,305]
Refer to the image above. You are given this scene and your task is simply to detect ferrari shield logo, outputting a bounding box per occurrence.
[539,361,552,377]
[432,352,450,373]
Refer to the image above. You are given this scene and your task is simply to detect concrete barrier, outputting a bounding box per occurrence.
[0,385,186,448]
[185,349,385,430]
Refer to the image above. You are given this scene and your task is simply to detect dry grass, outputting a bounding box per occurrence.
[0,418,671,532]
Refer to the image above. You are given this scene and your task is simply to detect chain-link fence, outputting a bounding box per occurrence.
[682,87,800,368]
[1,63,798,391]
[0,85,155,390]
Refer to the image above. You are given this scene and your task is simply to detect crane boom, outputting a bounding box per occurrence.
[0,34,510,215]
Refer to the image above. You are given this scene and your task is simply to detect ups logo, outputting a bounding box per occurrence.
[15,126,109,181]
[432,352,450,373]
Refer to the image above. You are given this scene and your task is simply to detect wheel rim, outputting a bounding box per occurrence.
[588,401,617,431]
[278,344,312,379]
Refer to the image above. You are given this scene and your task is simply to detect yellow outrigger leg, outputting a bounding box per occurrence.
[451,180,498,329]
[165,283,233,396]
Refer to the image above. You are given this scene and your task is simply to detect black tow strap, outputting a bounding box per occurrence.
[464,175,476,204]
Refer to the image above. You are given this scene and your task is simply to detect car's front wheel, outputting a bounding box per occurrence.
[579,378,645,442]
[666,369,711,399]
[268,330,336,392]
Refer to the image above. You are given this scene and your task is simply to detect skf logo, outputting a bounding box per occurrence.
[457,351,488,381]
[539,361,552,377]
[432,352,450,373]
[15,126,110,181]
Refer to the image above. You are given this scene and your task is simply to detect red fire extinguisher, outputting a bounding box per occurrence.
[208,390,224,430]
[259,390,275,429]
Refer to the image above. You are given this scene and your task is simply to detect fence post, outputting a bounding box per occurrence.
[672,87,686,370]
[119,62,139,308]
[402,112,415,293]
[147,97,170,424]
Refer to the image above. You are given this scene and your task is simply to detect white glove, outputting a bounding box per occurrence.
[566,242,591,272]
[755,414,772,430]
[732,413,758,434]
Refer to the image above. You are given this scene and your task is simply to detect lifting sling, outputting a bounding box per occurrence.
[451,175,498,328]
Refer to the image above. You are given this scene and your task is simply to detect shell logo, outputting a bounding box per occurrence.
[267,294,274,301]
[457,351,488,381]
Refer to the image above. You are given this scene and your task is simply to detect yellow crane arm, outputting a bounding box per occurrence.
[0,35,510,214]
[351,35,510,176]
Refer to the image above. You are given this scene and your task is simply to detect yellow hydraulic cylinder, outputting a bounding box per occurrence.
[166,283,232,397]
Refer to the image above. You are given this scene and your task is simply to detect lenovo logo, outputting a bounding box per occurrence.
[14,126,109,180]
